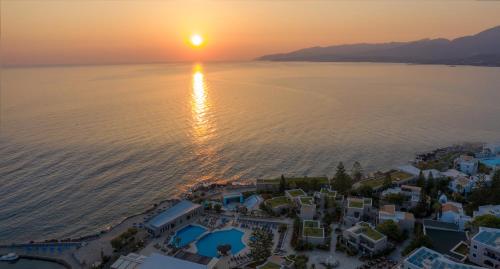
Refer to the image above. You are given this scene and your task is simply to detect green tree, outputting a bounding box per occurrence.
[214,204,222,213]
[351,161,364,182]
[217,244,232,256]
[425,172,435,195]
[356,185,374,198]
[382,173,392,189]
[471,214,500,229]
[332,162,352,194]
[377,220,405,242]
[384,193,407,206]
[279,174,286,193]
[416,171,425,188]
[403,235,433,256]
[249,228,273,263]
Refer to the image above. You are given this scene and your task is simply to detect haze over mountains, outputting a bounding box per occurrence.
[258,25,500,66]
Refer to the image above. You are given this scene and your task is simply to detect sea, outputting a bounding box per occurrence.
[1,62,499,244]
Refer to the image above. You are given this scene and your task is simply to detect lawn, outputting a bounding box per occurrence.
[303,227,324,237]
[266,196,289,208]
[361,171,414,188]
[348,198,364,208]
[303,220,320,228]
[453,242,469,256]
[259,261,281,269]
[287,189,306,197]
[390,171,413,182]
[299,196,314,205]
[258,176,329,185]
[360,224,384,241]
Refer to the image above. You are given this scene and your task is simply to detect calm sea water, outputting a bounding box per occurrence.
[1,62,499,243]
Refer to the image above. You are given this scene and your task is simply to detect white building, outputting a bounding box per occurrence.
[145,200,203,237]
[473,205,500,219]
[403,247,484,269]
[449,176,475,194]
[302,220,325,245]
[469,227,500,268]
[438,202,471,230]
[378,205,415,231]
[455,155,479,175]
[344,197,373,227]
[381,185,421,209]
[285,189,307,202]
[442,169,468,179]
[299,196,316,220]
[343,222,387,255]
[111,253,148,269]
[139,253,218,269]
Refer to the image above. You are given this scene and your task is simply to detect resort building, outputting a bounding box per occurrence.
[343,222,387,255]
[298,196,316,220]
[438,202,471,230]
[402,247,484,269]
[455,155,479,175]
[138,253,218,269]
[397,165,421,178]
[442,169,468,179]
[344,197,373,227]
[378,205,415,231]
[381,185,421,209]
[482,143,500,157]
[473,205,500,219]
[469,227,500,268]
[145,200,203,237]
[285,189,307,202]
[265,196,291,214]
[302,220,325,245]
[423,169,442,179]
[449,176,475,195]
[111,253,148,269]
[315,188,344,212]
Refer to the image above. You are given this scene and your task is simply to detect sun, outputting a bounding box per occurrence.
[190,34,204,47]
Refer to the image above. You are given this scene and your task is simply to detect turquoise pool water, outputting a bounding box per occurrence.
[481,158,500,168]
[196,228,245,257]
[243,195,261,209]
[171,225,207,247]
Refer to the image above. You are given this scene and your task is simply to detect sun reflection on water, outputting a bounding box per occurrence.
[191,64,214,143]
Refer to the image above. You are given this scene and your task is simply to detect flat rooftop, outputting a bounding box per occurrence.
[147,200,201,229]
[139,253,214,269]
[286,189,306,197]
[425,227,466,257]
[423,219,460,231]
[299,196,314,206]
[266,196,289,208]
[473,227,500,250]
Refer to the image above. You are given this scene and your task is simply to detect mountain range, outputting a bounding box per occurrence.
[258,25,500,66]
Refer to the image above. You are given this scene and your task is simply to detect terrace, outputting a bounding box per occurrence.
[257,261,281,269]
[303,220,320,228]
[299,196,314,206]
[358,223,384,241]
[348,198,364,209]
[266,196,289,208]
[360,171,413,188]
[286,189,307,198]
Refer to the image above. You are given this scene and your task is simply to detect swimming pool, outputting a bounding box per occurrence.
[481,158,500,168]
[171,225,207,247]
[196,228,246,257]
[243,195,262,210]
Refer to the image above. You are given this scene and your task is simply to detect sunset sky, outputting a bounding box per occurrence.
[2,0,500,66]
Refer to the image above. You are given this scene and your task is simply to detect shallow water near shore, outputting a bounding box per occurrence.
[1,62,500,243]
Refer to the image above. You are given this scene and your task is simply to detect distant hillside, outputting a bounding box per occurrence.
[258,26,500,66]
